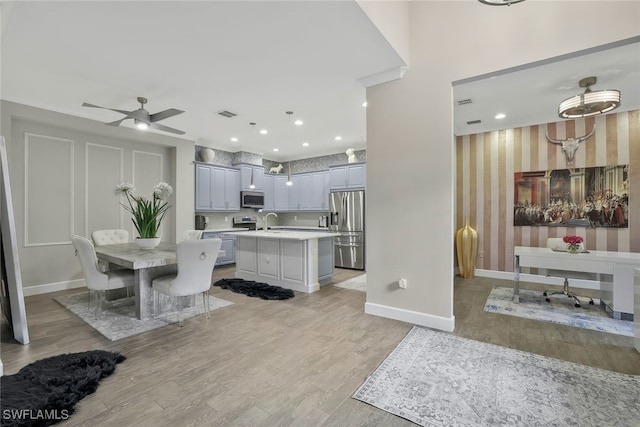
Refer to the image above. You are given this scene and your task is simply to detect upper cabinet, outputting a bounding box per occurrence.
[288,171,329,211]
[195,163,239,211]
[239,164,265,192]
[263,173,290,212]
[329,163,366,191]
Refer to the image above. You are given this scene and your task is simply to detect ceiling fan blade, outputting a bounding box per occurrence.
[82,102,134,116]
[150,108,185,123]
[104,118,129,127]
[149,122,186,135]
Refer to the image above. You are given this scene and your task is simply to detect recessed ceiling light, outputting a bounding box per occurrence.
[302,142,309,147]
[260,129,268,135]
[362,101,368,107]
[495,113,506,119]
[294,120,303,126]
[273,148,279,152]
[230,137,238,142]
[335,136,342,141]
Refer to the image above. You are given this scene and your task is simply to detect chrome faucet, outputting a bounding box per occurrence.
[264,212,277,231]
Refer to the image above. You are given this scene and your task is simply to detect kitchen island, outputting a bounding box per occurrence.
[232,230,337,293]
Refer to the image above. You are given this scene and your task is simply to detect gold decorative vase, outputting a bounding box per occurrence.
[456,216,478,279]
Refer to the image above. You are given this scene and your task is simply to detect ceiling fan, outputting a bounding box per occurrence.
[82,97,185,135]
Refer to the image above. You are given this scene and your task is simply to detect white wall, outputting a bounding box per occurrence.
[365,1,640,331]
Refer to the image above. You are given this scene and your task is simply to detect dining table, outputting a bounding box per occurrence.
[95,242,224,320]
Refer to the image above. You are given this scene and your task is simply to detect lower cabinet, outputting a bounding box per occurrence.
[202,231,236,266]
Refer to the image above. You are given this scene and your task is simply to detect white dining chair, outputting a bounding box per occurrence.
[181,229,203,241]
[543,237,594,307]
[91,229,130,272]
[151,238,222,326]
[71,235,135,319]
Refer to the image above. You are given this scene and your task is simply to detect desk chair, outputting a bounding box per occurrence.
[151,238,222,326]
[71,235,135,319]
[543,237,594,308]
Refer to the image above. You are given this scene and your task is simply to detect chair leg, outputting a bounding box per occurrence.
[544,278,581,307]
[94,290,104,319]
[203,290,210,319]
[153,289,159,319]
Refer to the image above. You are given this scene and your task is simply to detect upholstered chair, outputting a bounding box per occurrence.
[181,229,203,241]
[151,238,222,326]
[71,235,135,318]
[543,237,594,307]
[91,229,130,272]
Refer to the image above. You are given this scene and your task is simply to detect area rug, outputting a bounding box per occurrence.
[354,326,640,427]
[484,286,633,337]
[334,273,366,292]
[55,292,233,341]
[213,278,294,300]
[0,350,125,427]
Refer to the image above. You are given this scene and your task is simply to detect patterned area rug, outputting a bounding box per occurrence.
[55,292,233,341]
[484,286,633,337]
[354,326,640,427]
[334,273,366,292]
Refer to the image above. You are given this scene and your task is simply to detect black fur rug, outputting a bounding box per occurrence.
[0,350,126,427]
[213,278,295,300]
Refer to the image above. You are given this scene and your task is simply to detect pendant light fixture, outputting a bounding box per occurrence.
[558,76,621,119]
[286,111,293,186]
[477,0,525,5]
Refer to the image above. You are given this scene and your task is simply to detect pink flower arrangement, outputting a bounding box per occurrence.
[563,235,583,252]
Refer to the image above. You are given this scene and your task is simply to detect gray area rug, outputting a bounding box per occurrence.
[55,292,233,341]
[354,326,640,427]
[484,286,633,337]
[334,273,366,292]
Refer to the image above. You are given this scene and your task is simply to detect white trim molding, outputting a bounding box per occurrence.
[365,302,455,332]
[22,278,86,297]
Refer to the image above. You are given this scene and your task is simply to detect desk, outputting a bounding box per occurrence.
[514,246,640,318]
[95,242,178,319]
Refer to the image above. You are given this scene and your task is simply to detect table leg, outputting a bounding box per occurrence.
[513,254,520,303]
[135,265,177,320]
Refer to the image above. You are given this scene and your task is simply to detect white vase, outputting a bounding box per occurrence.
[200,148,215,163]
[135,237,161,249]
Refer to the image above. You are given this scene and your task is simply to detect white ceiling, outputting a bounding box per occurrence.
[1,1,405,161]
[453,38,640,136]
[2,2,639,161]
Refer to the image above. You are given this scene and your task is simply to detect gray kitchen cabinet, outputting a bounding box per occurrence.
[274,175,289,211]
[263,173,289,212]
[329,163,366,190]
[202,231,236,266]
[239,164,265,191]
[195,162,239,211]
[288,171,329,211]
[263,173,274,210]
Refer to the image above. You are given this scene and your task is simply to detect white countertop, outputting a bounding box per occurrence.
[233,230,338,240]
[270,226,330,231]
[203,228,250,233]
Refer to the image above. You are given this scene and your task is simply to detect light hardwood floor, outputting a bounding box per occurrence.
[2,269,638,426]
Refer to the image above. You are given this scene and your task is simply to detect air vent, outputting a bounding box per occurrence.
[217,110,237,118]
[466,119,482,125]
[457,98,473,106]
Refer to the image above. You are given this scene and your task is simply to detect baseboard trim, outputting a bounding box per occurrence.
[365,302,455,332]
[474,269,601,291]
[22,279,86,296]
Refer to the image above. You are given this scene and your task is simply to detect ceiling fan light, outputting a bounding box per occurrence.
[558,89,621,118]
[134,119,149,130]
[477,0,526,5]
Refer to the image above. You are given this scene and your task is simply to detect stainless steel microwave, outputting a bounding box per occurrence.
[241,191,265,208]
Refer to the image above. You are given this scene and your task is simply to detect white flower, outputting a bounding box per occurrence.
[115,182,135,195]
[153,182,173,200]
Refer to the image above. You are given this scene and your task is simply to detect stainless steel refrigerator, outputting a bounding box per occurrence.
[329,190,365,270]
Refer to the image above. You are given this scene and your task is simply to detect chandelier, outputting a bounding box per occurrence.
[558,77,621,119]
[477,0,525,5]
